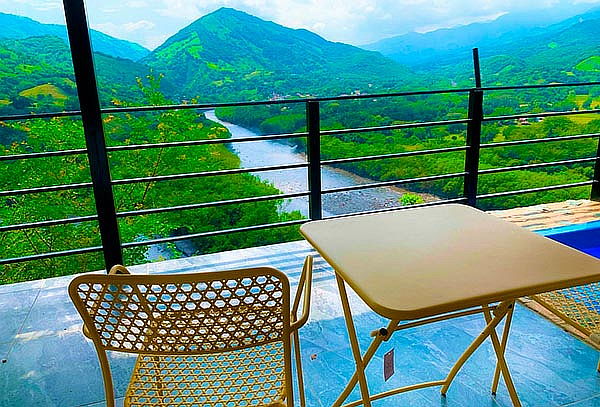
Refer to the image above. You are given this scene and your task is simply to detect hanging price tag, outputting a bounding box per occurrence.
[384,348,394,381]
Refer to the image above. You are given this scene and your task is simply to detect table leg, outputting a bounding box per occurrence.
[486,303,515,395]
[335,274,373,407]
[483,303,521,407]
[440,300,512,396]
[331,319,399,407]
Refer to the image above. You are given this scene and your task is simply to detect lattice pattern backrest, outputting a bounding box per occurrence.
[69,267,290,355]
[536,282,600,333]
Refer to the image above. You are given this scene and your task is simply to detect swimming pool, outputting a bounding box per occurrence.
[537,220,600,258]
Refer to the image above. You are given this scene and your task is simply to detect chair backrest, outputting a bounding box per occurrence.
[69,267,291,355]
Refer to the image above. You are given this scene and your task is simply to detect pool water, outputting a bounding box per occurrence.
[537,220,600,258]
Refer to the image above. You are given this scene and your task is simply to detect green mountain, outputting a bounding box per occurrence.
[0,36,155,114]
[0,12,150,61]
[364,5,600,69]
[143,7,413,101]
[426,15,600,87]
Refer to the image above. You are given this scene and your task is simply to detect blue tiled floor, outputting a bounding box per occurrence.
[1,241,599,406]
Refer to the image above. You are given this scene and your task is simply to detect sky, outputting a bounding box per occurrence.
[1,0,600,49]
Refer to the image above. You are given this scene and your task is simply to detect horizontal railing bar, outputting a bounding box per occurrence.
[101,89,474,115]
[321,119,470,136]
[3,132,594,164]
[0,110,82,122]
[121,219,308,248]
[480,81,600,92]
[314,88,472,101]
[0,245,103,265]
[479,157,597,175]
[0,215,98,233]
[322,146,467,166]
[481,133,600,149]
[116,191,310,217]
[106,132,308,152]
[484,109,600,123]
[0,182,93,197]
[323,197,469,220]
[112,162,308,186]
[322,172,467,195]
[477,181,594,200]
[0,148,88,162]
[2,82,599,122]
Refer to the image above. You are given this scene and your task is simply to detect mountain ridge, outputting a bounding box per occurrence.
[364,4,600,68]
[0,12,150,61]
[142,7,414,101]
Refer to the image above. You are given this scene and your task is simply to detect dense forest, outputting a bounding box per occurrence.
[1,7,600,284]
[0,78,301,284]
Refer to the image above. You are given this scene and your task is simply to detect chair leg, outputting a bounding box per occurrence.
[596,354,600,373]
[293,330,306,407]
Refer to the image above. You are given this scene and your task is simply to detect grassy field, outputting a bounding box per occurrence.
[19,84,67,100]
[569,113,600,125]
[575,55,600,72]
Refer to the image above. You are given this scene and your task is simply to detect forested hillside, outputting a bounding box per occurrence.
[143,7,414,101]
[430,17,600,87]
[1,79,301,284]
[0,12,150,61]
[0,36,159,115]
[365,5,600,71]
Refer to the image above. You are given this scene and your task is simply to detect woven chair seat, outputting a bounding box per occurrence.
[125,342,286,407]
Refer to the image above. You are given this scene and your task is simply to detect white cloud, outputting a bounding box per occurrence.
[92,20,156,45]
[10,0,60,12]
[126,0,148,7]
[142,0,600,44]
[123,20,155,32]
[415,11,509,34]
[2,0,600,48]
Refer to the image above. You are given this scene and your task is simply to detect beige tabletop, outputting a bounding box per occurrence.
[300,204,600,321]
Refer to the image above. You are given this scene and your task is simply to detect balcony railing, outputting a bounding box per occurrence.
[1,0,600,273]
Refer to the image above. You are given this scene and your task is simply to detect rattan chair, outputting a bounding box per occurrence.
[532,283,600,369]
[69,257,313,407]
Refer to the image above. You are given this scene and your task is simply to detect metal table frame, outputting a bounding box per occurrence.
[300,204,600,407]
[332,279,519,407]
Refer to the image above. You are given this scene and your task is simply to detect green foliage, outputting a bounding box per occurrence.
[576,56,600,72]
[400,193,425,206]
[0,79,302,285]
[143,8,413,102]
[0,36,161,115]
[0,12,150,61]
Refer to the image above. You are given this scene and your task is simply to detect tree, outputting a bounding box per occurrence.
[399,193,425,206]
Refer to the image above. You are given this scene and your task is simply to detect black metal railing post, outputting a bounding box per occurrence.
[306,101,323,220]
[464,89,484,207]
[63,0,123,269]
[472,48,482,88]
[463,48,484,207]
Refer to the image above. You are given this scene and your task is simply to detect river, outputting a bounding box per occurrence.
[148,111,431,259]
[204,110,433,217]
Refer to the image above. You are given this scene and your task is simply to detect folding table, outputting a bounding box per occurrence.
[300,204,600,407]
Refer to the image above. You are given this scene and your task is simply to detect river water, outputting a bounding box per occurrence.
[205,110,425,217]
[148,111,429,259]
